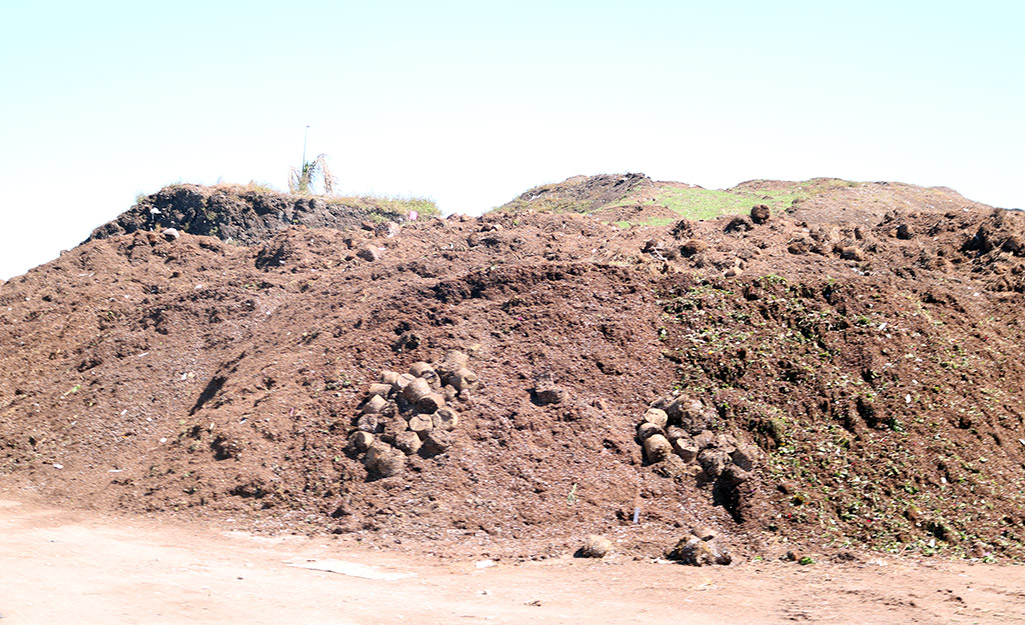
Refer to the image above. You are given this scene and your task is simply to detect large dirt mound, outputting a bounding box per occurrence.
[4,181,1025,562]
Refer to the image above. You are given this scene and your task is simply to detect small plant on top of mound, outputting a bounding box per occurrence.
[289,153,336,196]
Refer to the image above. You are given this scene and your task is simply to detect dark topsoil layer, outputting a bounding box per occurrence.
[3,179,1025,563]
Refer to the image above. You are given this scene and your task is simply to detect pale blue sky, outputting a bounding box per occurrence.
[1,1,1022,279]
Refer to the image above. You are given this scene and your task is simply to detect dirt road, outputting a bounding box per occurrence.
[1,497,1023,624]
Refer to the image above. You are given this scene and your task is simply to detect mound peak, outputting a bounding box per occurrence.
[86,183,437,246]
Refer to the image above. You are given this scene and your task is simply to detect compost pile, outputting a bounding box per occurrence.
[3,178,1025,562]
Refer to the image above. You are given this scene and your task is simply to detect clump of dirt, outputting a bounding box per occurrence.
[3,180,1025,564]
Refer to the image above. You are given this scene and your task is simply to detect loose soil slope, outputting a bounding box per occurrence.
[3,179,1025,563]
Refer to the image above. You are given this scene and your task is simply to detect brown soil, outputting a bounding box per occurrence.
[4,496,1024,625]
[3,178,1025,569]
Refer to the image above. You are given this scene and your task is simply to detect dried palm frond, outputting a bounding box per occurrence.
[288,154,337,196]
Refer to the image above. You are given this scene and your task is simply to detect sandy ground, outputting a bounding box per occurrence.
[1,498,1024,624]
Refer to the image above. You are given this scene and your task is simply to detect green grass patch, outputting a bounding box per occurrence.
[611,185,809,222]
[325,195,440,221]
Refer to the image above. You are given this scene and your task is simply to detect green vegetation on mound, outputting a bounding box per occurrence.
[325,194,440,221]
[657,273,1025,559]
[496,174,866,228]
[621,185,806,221]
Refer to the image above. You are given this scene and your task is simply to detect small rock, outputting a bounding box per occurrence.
[357,245,382,261]
[643,434,673,463]
[442,384,458,402]
[665,425,687,443]
[408,362,440,386]
[666,534,732,566]
[712,433,737,452]
[576,535,613,558]
[421,429,454,455]
[672,438,699,463]
[437,350,470,376]
[731,444,760,471]
[348,431,374,453]
[896,224,914,240]
[750,204,770,224]
[364,444,405,477]
[361,394,387,415]
[666,396,714,434]
[402,377,432,403]
[408,414,434,436]
[840,246,865,261]
[380,417,407,439]
[379,371,400,385]
[162,227,181,241]
[416,392,446,414]
[392,373,417,395]
[652,454,693,478]
[692,430,715,449]
[637,422,664,441]
[367,383,393,399]
[432,406,459,431]
[534,386,566,405]
[393,431,422,455]
[356,413,379,433]
[642,408,669,428]
[450,367,480,392]
[697,448,729,478]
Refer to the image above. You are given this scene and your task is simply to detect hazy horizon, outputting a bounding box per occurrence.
[2,0,1022,279]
